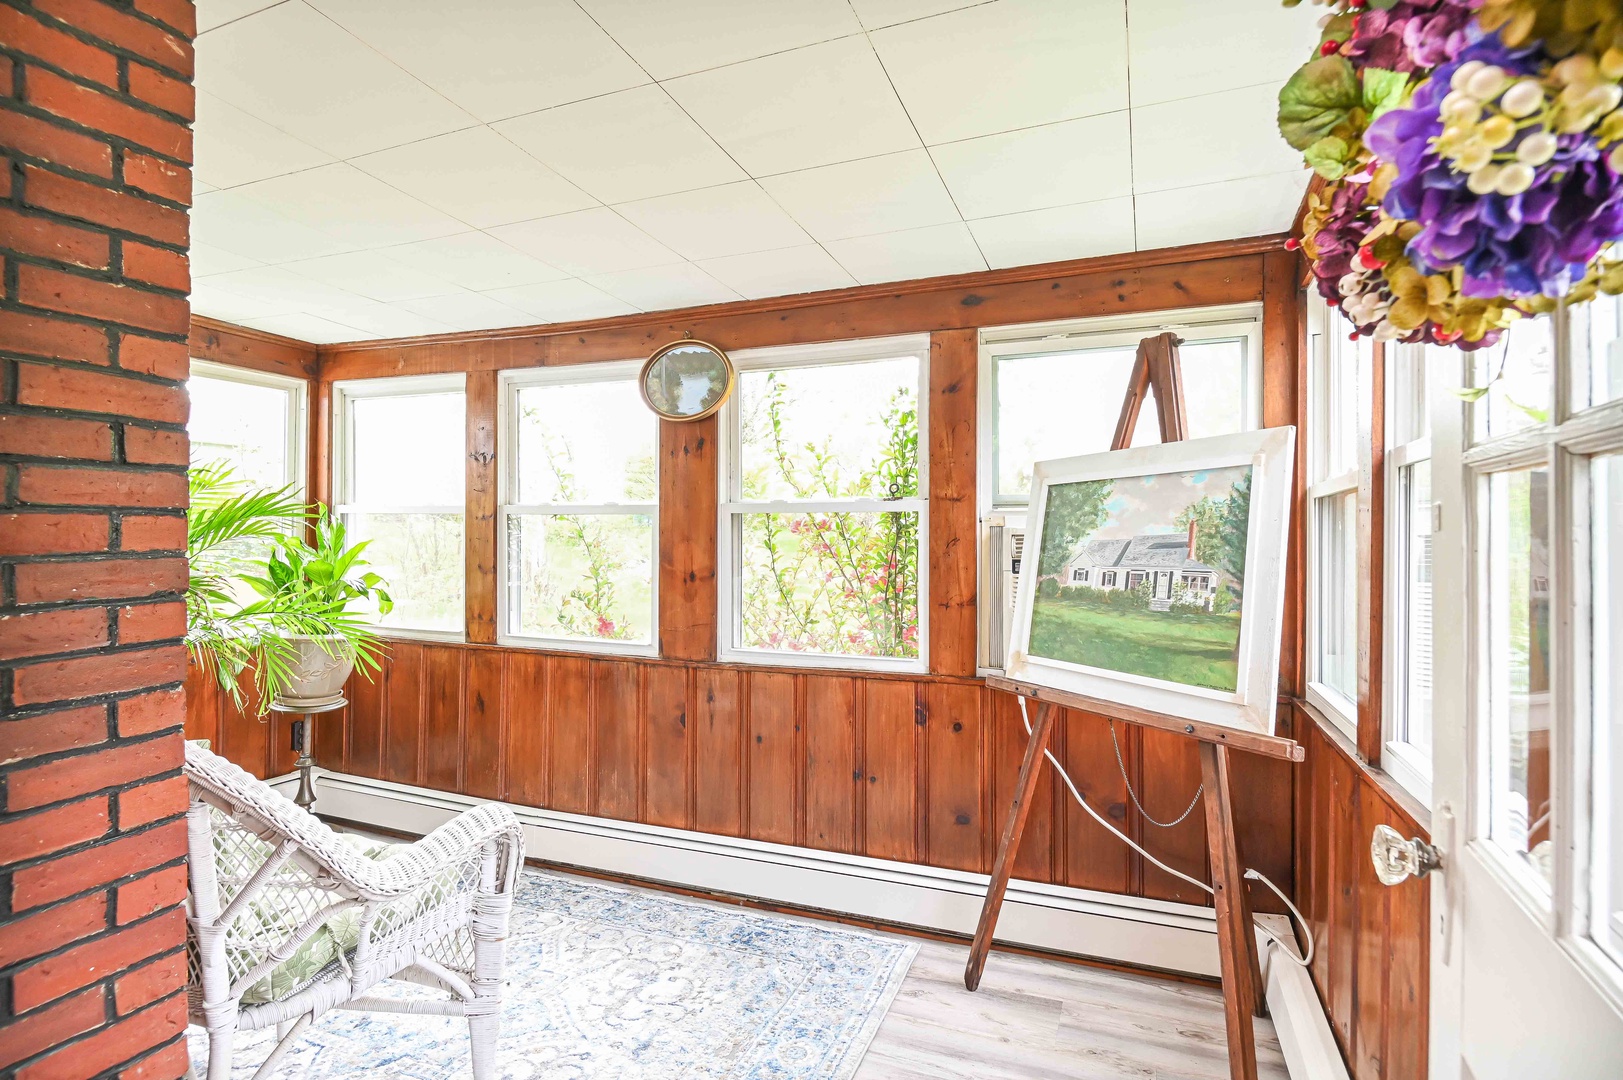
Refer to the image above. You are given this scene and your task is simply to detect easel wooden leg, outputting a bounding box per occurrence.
[1200,741,1262,1080]
[964,699,1056,991]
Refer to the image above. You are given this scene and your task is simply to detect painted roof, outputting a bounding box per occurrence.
[1069,533,1215,572]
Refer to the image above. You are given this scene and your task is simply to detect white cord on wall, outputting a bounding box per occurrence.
[1017,696,1313,968]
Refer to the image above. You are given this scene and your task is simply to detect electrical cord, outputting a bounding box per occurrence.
[1018,696,1313,968]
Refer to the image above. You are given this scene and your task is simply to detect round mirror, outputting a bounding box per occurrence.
[639,339,734,422]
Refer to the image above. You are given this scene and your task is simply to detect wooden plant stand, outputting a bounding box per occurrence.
[962,332,1304,1080]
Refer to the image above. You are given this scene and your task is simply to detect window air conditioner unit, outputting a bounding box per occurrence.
[981,513,1025,672]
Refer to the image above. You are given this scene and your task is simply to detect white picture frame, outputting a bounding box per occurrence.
[1005,427,1296,736]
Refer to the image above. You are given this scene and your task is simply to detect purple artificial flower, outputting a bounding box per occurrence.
[1369,31,1623,299]
[1342,0,1480,74]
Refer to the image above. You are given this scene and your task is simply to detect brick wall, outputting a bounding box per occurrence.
[1,2,196,1078]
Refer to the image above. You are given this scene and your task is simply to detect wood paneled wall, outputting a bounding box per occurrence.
[1294,703,1430,1080]
[281,643,1295,905]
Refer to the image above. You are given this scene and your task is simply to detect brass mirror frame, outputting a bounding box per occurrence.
[638,338,735,423]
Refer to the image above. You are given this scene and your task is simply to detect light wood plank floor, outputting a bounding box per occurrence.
[335,828,1288,1080]
[855,938,1289,1080]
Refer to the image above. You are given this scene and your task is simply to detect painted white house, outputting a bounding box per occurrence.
[1061,521,1225,611]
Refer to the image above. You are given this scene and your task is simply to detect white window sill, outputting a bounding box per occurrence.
[1305,681,1358,742]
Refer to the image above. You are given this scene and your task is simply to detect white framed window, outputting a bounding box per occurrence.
[1383,343,1434,800]
[717,334,929,672]
[1306,298,1363,736]
[976,304,1263,670]
[187,360,307,493]
[1442,298,1623,1002]
[332,374,466,638]
[498,363,657,655]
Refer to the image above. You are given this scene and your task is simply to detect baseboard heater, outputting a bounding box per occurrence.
[297,768,1348,1080]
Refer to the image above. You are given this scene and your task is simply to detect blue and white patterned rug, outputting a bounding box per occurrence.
[187,871,918,1079]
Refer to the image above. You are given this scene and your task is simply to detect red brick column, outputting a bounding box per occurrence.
[1,2,196,1078]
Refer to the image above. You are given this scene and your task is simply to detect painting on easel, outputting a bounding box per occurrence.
[1006,428,1295,736]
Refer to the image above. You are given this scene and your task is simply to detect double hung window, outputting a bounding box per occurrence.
[1383,343,1434,797]
[719,336,929,670]
[500,365,657,652]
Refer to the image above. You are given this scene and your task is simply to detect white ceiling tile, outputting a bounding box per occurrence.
[825,222,986,284]
[759,149,959,242]
[576,0,862,80]
[197,0,283,34]
[395,291,538,332]
[873,0,1128,144]
[351,128,596,230]
[197,1,478,158]
[490,208,683,277]
[202,266,379,320]
[305,300,458,339]
[381,233,570,292]
[967,197,1136,269]
[192,92,333,189]
[1128,0,1321,107]
[190,281,298,323]
[850,1,987,30]
[495,85,746,205]
[1132,83,1303,194]
[588,263,742,311]
[239,313,372,344]
[930,111,1132,220]
[191,190,356,264]
[308,0,647,122]
[615,182,810,261]
[697,245,856,300]
[231,163,467,249]
[483,279,639,323]
[1134,171,1310,250]
[666,36,919,176]
[280,251,462,303]
[189,242,261,279]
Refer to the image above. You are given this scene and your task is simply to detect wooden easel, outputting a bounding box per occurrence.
[963,333,1304,1080]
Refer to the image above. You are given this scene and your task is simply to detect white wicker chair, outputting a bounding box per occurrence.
[183,741,524,1080]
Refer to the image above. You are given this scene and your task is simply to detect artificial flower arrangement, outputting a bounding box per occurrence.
[1278,0,1623,349]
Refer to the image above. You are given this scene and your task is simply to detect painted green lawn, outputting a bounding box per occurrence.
[1029,597,1242,692]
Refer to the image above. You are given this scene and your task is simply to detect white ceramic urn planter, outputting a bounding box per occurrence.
[271,634,355,712]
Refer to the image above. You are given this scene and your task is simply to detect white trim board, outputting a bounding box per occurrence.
[305,768,1344,1080]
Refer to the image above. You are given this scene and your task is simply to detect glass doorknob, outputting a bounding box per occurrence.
[1371,822,1442,886]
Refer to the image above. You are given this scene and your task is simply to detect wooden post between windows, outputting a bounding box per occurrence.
[466,369,499,644]
[659,416,719,661]
[1356,340,1386,766]
[928,329,978,677]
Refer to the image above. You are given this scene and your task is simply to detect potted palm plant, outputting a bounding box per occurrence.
[187,463,391,714]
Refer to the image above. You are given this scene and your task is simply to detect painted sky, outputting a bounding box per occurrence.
[1062,462,1252,543]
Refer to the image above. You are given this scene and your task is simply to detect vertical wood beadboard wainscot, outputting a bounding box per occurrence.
[190,242,1304,937]
[1293,702,1430,1079]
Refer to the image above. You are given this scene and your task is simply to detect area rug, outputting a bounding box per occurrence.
[186,870,918,1079]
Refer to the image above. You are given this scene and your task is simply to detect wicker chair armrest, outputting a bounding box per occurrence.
[348,805,525,899]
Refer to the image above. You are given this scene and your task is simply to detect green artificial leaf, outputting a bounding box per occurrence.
[1304,136,1352,180]
[1506,395,1550,424]
[1362,68,1410,122]
[1319,12,1356,50]
[1278,56,1360,151]
[1454,386,1492,402]
[1368,0,1401,9]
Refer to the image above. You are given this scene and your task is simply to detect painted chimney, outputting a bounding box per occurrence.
[1187,519,1198,560]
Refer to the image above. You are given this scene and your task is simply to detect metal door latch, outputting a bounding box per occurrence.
[1371,823,1443,886]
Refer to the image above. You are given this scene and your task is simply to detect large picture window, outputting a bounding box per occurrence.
[1306,298,1363,734]
[333,375,466,636]
[719,336,928,670]
[977,305,1261,669]
[499,366,657,652]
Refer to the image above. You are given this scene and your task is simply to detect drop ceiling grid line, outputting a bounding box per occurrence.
[197,0,294,38]
[842,0,991,278]
[298,0,485,141]
[1123,0,1138,252]
[860,1,1000,33]
[569,0,850,301]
